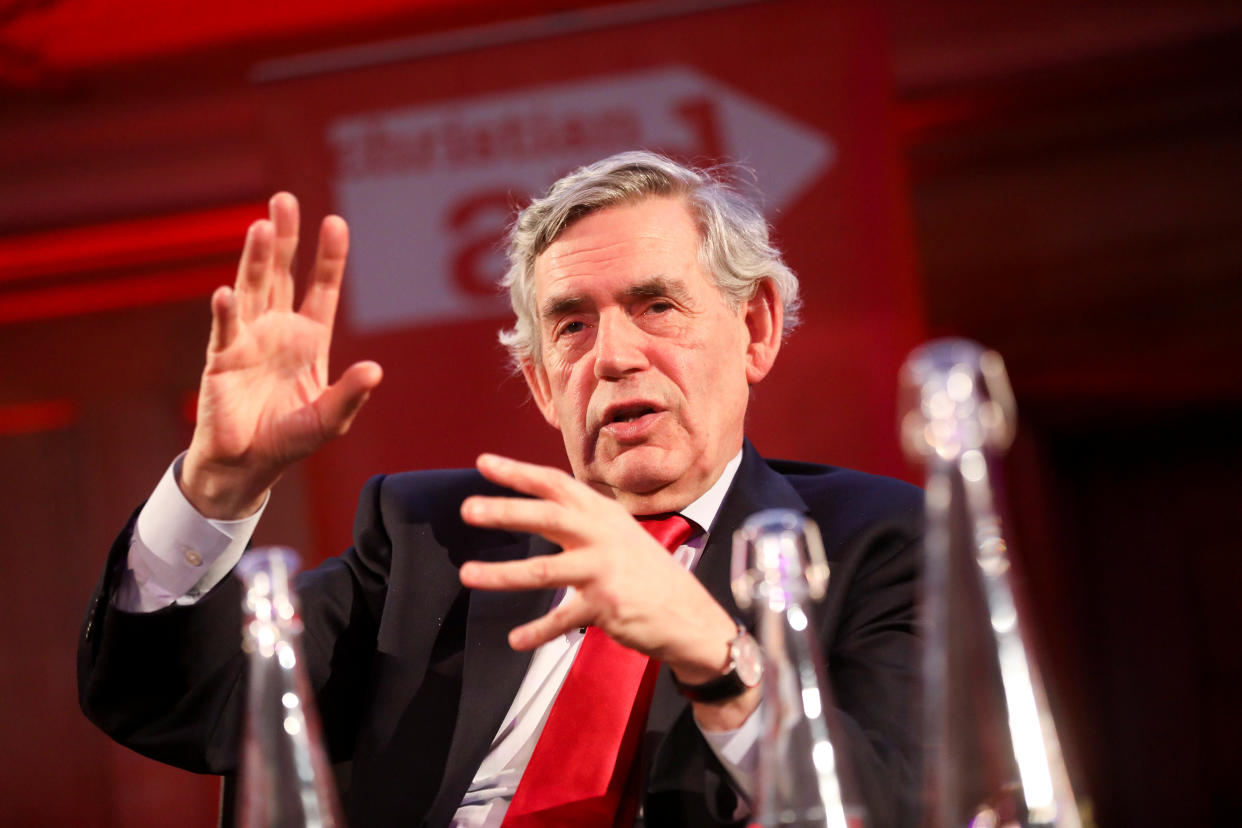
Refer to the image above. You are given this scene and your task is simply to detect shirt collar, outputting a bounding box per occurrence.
[680,449,743,537]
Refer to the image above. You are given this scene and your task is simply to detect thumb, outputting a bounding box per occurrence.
[318,360,383,437]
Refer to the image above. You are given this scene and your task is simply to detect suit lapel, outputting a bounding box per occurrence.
[425,534,560,825]
[693,441,809,617]
[645,442,809,782]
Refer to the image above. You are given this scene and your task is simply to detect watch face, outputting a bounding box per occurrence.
[731,633,763,687]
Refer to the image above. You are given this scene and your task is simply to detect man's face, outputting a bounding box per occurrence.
[522,196,778,514]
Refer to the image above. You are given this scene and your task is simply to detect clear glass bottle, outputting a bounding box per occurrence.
[732,509,863,828]
[235,547,345,828]
[900,339,1081,828]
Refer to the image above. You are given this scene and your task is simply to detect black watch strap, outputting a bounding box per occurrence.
[672,667,751,702]
[671,621,762,702]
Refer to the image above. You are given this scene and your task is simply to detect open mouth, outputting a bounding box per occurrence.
[609,404,658,424]
[597,402,665,441]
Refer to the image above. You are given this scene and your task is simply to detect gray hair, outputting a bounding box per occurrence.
[497,150,801,366]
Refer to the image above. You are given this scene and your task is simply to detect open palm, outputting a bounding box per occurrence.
[182,193,382,518]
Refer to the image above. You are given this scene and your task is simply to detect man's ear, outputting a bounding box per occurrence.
[521,357,559,429]
[744,278,783,385]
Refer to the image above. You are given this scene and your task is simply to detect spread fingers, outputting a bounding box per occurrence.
[235,218,274,322]
[269,192,299,311]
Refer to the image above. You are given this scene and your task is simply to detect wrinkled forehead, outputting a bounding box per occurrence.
[534,196,702,283]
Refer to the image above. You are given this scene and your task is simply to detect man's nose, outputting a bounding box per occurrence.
[593,312,650,379]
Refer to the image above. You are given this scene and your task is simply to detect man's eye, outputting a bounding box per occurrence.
[558,320,586,337]
[648,301,674,314]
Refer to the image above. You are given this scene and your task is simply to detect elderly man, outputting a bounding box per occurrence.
[79,152,921,827]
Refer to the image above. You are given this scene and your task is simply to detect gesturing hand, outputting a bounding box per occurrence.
[181,193,383,519]
[458,454,739,687]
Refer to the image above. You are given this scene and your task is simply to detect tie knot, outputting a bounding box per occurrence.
[638,514,697,552]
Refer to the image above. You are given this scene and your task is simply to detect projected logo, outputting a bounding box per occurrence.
[328,65,834,333]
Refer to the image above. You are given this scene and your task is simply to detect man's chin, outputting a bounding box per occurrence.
[590,447,689,506]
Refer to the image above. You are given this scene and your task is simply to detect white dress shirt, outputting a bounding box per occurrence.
[117,452,759,825]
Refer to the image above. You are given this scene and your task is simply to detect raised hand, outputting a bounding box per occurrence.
[180,193,382,519]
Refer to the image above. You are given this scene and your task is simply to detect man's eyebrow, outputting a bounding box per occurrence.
[541,295,587,321]
[540,277,692,321]
[623,276,693,304]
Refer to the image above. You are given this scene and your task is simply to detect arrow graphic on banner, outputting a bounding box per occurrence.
[328,65,835,332]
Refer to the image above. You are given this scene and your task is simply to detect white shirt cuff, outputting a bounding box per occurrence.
[699,700,761,811]
[114,453,267,612]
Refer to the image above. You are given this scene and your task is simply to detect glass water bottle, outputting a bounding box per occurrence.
[900,339,1081,828]
[235,547,345,828]
[732,509,863,828]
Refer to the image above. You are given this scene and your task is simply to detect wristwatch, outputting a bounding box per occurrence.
[672,620,763,702]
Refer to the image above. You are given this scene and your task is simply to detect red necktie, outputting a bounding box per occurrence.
[500,515,696,828]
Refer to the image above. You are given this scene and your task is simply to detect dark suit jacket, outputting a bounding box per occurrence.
[79,442,922,827]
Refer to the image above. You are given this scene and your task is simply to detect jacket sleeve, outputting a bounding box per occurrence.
[77,475,394,773]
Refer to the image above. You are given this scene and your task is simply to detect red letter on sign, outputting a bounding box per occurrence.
[447,190,523,297]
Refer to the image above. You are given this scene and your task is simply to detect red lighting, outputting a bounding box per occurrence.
[0,399,78,436]
[0,203,263,325]
[0,203,264,285]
